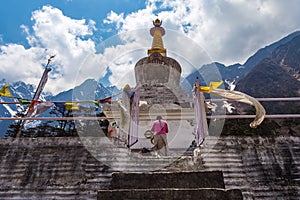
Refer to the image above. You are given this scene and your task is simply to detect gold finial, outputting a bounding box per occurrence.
[148,19,166,56]
[153,19,162,27]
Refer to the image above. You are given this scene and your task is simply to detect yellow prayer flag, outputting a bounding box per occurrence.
[200,81,223,93]
[0,84,13,97]
[65,102,80,110]
[123,84,131,90]
[199,86,210,93]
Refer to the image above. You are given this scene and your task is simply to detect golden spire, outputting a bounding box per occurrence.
[148,19,166,56]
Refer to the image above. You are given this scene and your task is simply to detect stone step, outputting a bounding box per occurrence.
[92,159,179,166]
[251,187,300,199]
[0,168,83,174]
[204,166,244,172]
[242,165,300,174]
[200,149,242,154]
[242,156,300,161]
[97,188,243,200]
[110,171,226,189]
[204,167,245,174]
[204,159,243,164]
[201,152,242,157]
[0,188,97,200]
[223,179,249,188]
[222,171,247,177]
[86,176,112,183]
[0,161,86,167]
[0,136,299,200]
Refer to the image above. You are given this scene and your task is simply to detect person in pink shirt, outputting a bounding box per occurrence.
[151,115,169,156]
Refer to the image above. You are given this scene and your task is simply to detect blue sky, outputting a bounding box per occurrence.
[0,0,300,95]
[0,0,146,47]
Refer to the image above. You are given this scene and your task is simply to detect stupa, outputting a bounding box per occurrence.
[135,19,191,109]
[104,19,196,149]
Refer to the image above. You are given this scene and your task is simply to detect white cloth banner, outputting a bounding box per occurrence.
[128,83,141,147]
[193,79,209,146]
[211,88,266,128]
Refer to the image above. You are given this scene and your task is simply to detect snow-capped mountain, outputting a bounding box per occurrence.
[0,78,120,137]
[48,79,119,102]
[0,79,38,137]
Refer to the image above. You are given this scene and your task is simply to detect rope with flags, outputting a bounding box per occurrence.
[0,81,120,120]
[0,53,119,120]
[0,55,124,140]
[0,65,275,147]
[194,78,266,128]
[192,77,266,147]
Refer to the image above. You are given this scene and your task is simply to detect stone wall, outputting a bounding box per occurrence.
[200,136,300,199]
[0,137,112,199]
[0,136,299,199]
[139,84,192,109]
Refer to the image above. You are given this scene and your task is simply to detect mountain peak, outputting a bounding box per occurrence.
[236,34,300,114]
[49,78,119,102]
[243,31,300,74]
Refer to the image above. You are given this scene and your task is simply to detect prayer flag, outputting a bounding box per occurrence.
[98,96,112,104]
[54,102,66,113]
[118,100,128,128]
[119,85,132,133]
[17,98,31,104]
[124,84,135,98]
[30,102,54,117]
[18,57,54,136]
[32,68,51,101]
[28,100,40,114]
[65,102,80,110]
[0,84,13,97]
[127,83,141,148]
[199,81,223,93]
[193,77,209,146]
[23,100,40,123]
[26,67,51,117]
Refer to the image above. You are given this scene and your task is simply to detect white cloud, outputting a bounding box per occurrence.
[1,1,300,96]
[0,44,45,82]
[0,5,157,94]
[0,5,98,95]
[29,6,99,93]
[104,0,300,66]
[103,11,125,29]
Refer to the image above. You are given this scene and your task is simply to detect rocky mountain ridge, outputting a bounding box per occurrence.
[236,35,300,115]
[185,31,300,90]
[1,30,300,136]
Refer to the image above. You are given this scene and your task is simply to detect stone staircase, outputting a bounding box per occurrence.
[97,171,243,200]
[0,137,110,199]
[199,136,300,200]
[0,137,188,199]
[0,136,299,199]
